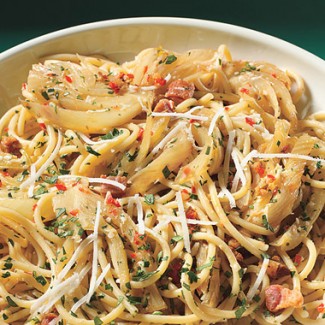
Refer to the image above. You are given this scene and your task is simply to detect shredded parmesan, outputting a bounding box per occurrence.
[151,109,208,121]
[246,257,270,301]
[20,130,63,190]
[231,149,247,192]
[151,121,187,155]
[175,191,191,253]
[134,194,145,234]
[218,130,236,208]
[241,150,325,167]
[87,201,102,303]
[58,175,126,191]
[208,106,224,136]
[31,272,82,316]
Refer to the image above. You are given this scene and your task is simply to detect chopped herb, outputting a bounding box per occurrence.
[44,175,58,184]
[55,208,67,218]
[290,271,296,278]
[196,257,215,271]
[262,215,274,232]
[276,140,281,147]
[316,161,322,169]
[235,298,247,319]
[126,295,142,305]
[205,146,211,155]
[132,270,156,282]
[33,271,47,286]
[187,271,199,283]
[6,296,18,307]
[94,316,103,325]
[2,271,10,278]
[100,128,123,140]
[144,194,155,205]
[314,143,320,149]
[105,283,113,291]
[162,165,171,178]
[86,146,101,157]
[3,314,8,320]
[41,91,50,100]
[225,270,232,278]
[171,235,183,244]
[182,282,191,291]
[164,54,177,64]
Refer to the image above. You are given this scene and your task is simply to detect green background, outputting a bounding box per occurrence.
[1,0,324,59]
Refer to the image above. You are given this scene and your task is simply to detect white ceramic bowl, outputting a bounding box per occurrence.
[0,17,324,116]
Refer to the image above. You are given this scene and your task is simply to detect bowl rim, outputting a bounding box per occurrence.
[0,16,324,68]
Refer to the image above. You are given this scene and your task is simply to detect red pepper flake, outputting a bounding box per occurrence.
[224,106,229,111]
[181,189,190,201]
[272,187,279,197]
[191,186,196,194]
[55,183,67,191]
[22,82,27,90]
[317,303,325,313]
[143,65,148,74]
[32,203,37,211]
[133,232,146,246]
[267,174,276,181]
[1,171,10,177]
[108,81,120,94]
[271,73,277,78]
[255,163,265,177]
[154,77,166,86]
[240,87,250,94]
[130,252,137,259]
[137,127,144,141]
[294,254,302,266]
[281,145,290,153]
[65,75,73,83]
[189,119,198,124]
[3,127,9,133]
[183,166,192,176]
[69,209,79,216]
[245,117,255,126]
[39,123,46,131]
[105,193,121,207]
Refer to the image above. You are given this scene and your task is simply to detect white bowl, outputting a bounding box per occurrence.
[0,17,324,116]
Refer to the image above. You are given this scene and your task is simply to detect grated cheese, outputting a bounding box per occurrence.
[246,257,270,302]
[175,191,191,253]
[151,121,187,155]
[241,150,325,167]
[218,130,236,208]
[134,194,145,234]
[58,175,126,191]
[208,106,224,136]
[31,272,81,316]
[87,201,102,303]
[20,130,63,190]
[151,109,208,121]
[231,149,247,192]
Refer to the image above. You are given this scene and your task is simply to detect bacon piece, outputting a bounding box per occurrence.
[168,258,183,286]
[41,313,57,325]
[266,257,290,279]
[0,136,22,157]
[100,175,127,198]
[265,284,303,312]
[228,238,244,263]
[165,79,195,104]
[153,98,175,112]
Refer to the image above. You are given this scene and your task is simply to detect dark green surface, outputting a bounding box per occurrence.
[1,0,324,59]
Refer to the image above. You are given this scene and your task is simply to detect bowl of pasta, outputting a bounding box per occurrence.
[0,17,324,325]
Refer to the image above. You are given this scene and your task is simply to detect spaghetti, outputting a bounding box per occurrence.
[0,46,324,324]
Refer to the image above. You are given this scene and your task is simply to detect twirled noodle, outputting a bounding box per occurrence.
[0,46,324,324]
